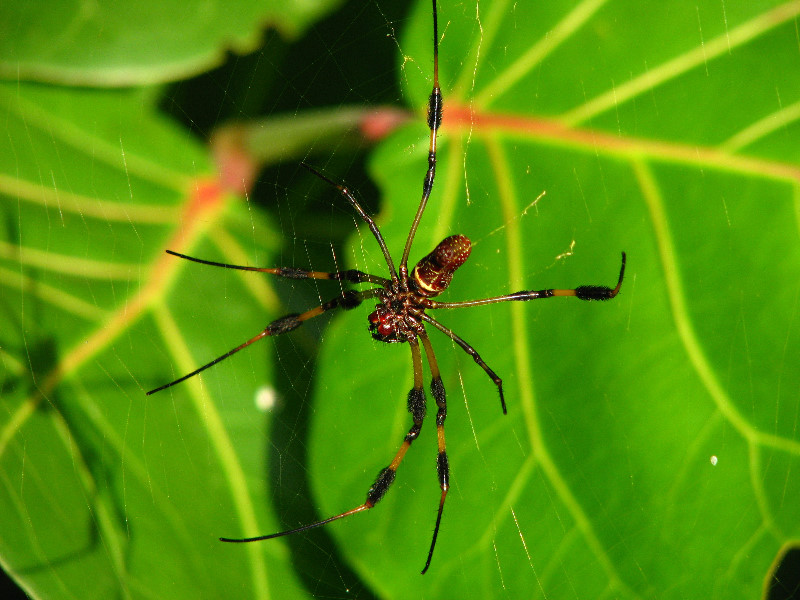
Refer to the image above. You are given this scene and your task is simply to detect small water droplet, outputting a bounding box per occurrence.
[255,386,277,412]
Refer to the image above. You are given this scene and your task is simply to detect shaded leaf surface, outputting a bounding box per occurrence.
[309,0,800,597]
[0,84,307,598]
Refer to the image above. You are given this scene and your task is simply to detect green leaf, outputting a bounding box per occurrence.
[0,83,310,597]
[310,0,800,597]
[0,0,342,86]
[3,0,800,598]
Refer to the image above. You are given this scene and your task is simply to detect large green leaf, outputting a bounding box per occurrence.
[0,82,317,597]
[0,1,358,597]
[0,0,342,86]
[309,0,800,597]
[2,0,800,598]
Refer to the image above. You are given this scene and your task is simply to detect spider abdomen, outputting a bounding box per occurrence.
[411,234,472,298]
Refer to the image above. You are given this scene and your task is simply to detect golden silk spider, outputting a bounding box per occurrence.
[147,0,626,574]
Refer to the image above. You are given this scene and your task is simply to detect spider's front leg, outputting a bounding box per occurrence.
[146,288,378,395]
[163,250,390,286]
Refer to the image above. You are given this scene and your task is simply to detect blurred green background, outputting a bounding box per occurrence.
[2,0,800,598]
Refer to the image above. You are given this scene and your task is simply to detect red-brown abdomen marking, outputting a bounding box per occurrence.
[412,234,472,297]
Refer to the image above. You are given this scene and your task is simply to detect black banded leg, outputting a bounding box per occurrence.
[422,314,507,415]
[220,336,428,546]
[399,0,443,272]
[147,288,380,395]
[419,332,448,574]
[428,252,627,308]
[301,163,399,282]
[164,250,390,286]
[520,251,626,301]
[367,336,427,507]
[573,251,626,300]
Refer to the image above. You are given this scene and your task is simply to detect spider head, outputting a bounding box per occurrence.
[368,307,409,343]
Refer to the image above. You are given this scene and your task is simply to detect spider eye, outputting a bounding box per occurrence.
[378,322,394,336]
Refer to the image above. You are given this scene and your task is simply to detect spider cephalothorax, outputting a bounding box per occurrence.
[147,0,625,575]
[368,292,424,343]
[369,234,472,343]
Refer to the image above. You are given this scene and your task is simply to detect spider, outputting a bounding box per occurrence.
[147,0,625,574]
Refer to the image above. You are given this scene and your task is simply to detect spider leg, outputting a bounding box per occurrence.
[220,336,429,549]
[419,331,448,574]
[399,0,443,274]
[422,314,507,415]
[165,250,390,286]
[146,288,381,395]
[429,252,626,308]
[301,163,399,283]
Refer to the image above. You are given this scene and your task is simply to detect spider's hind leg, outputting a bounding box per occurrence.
[363,336,428,508]
[419,331,449,574]
[422,314,507,415]
[219,333,430,548]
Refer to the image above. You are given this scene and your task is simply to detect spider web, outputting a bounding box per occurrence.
[2,0,800,599]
